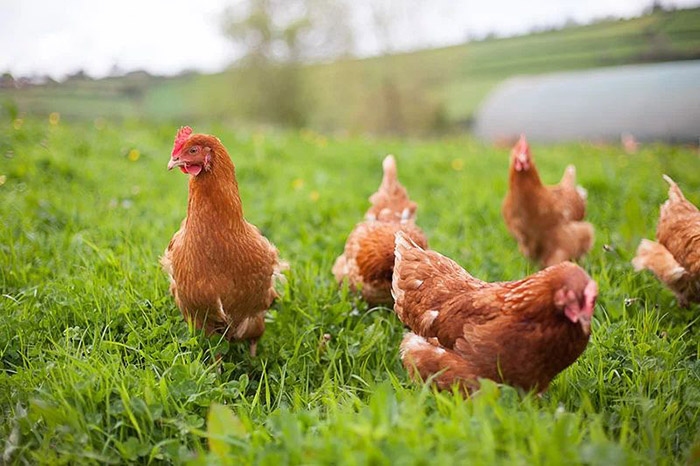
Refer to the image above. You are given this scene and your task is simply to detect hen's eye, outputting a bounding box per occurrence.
[189,147,197,154]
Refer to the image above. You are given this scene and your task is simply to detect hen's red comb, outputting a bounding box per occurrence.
[516,134,528,151]
[172,126,193,156]
[510,134,529,156]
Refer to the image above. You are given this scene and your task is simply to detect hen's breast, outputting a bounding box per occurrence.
[171,223,275,319]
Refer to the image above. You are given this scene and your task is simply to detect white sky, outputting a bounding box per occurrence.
[1,0,698,79]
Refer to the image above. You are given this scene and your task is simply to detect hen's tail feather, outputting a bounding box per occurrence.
[367,155,417,222]
[393,231,479,335]
[274,259,290,276]
[160,248,173,280]
[265,237,289,303]
[560,164,576,188]
[400,332,479,394]
[381,155,398,188]
[662,174,685,203]
[332,254,348,283]
[632,239,686,284]
[270,258,289,301]
[369,155,399,206]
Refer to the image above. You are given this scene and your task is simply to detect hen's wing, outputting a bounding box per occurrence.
[252,223,288,304]
[392,232,494,342]
[393,238,558,392]
[657,175,700,276]
[394,243,594,392]
[161,218,186,300]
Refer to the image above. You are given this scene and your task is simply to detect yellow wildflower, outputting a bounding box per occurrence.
[292,178,304,190]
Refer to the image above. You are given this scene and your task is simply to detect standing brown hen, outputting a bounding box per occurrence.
[161,127,286,356]
[392,232,597,394]
[503,135,594,267]
[333,155,428,305]
[632,175,700,307]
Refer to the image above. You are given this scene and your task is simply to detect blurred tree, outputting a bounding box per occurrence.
[362,0,445,135]
[222,0,353,127]
[650,0,667,13]
[0,72,15,89]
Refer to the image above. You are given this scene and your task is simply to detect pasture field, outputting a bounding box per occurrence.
[1,115,699,464]
[2,7,700,133]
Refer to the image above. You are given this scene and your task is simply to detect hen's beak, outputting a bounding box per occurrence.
[167,157,183,170]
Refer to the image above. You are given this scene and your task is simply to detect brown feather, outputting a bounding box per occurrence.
[633,176,700,306]
[334,155,427,305]
[162,133,285,348]
[393,233,595,394]
[502,138,593,267]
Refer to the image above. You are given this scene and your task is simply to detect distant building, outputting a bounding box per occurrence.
[474,60,700,144]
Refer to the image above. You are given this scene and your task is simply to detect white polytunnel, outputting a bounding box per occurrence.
[474,60,700,144]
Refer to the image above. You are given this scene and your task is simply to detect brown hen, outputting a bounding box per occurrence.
[161,127,286,356]
[632,175,700,307]
[333,155,428,305]
[503,135,594,267]
[392,232,597,394]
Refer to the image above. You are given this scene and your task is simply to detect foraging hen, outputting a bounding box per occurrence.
[502,135,594,267]
[393,232,597,394]
[161,127,286,356]
[333,155,427,305]
[632,175,700,307]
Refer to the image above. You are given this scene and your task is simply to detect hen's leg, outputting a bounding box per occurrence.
[400,332,479,394]
[232,314,266,357]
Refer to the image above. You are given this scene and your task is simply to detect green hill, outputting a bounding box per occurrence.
[3,7,700,133]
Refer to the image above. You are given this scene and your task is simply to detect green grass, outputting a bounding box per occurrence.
[3,8,700,133]
[1,116,699,465]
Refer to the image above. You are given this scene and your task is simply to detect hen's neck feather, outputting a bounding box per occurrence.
[495,264,575,316]
[186,148,244,231]
[510,164,543,192]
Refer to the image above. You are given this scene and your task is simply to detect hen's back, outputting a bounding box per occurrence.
[657,176,700,276]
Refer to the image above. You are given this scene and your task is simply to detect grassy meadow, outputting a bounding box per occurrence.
[3,7,700,134]
[1,115,700,464]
